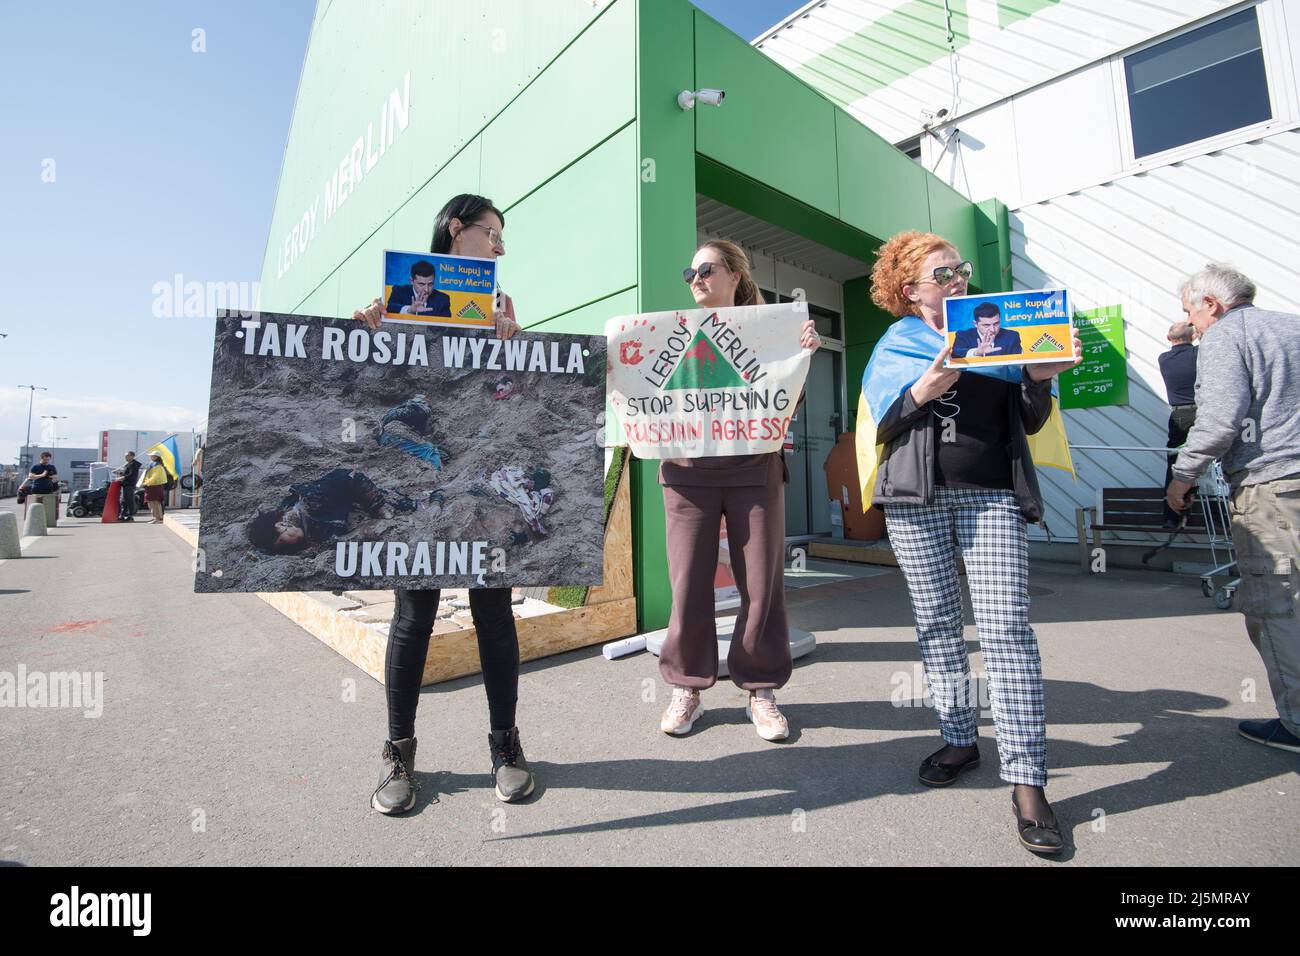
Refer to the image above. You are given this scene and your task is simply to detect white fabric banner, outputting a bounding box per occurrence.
[605,302,811,459]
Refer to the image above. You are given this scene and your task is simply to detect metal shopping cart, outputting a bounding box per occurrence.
[1195,461,1238,609]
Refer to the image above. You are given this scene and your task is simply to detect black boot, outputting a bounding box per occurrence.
[488,727,535,803]
[371,737,418,814]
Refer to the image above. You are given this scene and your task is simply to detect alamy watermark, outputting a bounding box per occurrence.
[890,663,993,719]
[151,274,260,319]
[0,666,103,718]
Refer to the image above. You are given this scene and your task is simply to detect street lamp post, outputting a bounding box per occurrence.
[17,385,47,471]
[41,415,69,450]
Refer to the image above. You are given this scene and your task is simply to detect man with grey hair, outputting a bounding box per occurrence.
[1167,263,1300,754]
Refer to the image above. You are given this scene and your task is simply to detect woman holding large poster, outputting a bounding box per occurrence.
[857,230,1079,855]
[657,239,819,742]
[353,193,532,815]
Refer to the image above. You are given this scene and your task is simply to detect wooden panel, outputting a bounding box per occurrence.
[808,539,900,567]
[585,456,633,604]
[260,591,387,683]
[165,463,640,687]
[810,538,966,574]
[421,597,637,684]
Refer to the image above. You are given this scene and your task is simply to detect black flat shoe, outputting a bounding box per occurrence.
[918,745,980,787]
[1012,794,1064,855]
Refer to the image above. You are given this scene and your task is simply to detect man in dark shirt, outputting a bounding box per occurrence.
[116,451,142,522]
[1158,321,1198,525]
[27,452,58,491]
[25,452,59,520]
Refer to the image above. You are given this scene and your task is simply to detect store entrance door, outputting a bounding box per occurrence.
[785,346,843,537]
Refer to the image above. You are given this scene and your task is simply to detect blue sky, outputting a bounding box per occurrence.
[0,0,804,466]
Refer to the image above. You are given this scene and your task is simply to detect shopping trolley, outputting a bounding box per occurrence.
[1195,461,1238,609]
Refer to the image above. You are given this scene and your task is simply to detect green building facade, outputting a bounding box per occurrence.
[257,0,1009,632]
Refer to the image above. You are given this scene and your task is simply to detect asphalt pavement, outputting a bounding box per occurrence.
[1,498,1295,866]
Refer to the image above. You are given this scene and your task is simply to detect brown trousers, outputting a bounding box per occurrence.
[659,456,792,690]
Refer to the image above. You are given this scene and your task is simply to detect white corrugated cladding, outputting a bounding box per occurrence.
[758,0,1300,544]
[1013,130,1300,541]
[756,0,1239,145]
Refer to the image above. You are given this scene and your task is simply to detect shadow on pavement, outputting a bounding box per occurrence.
[481,681,1294,845]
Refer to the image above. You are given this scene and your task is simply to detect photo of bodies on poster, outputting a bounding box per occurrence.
[382,249,496,330]
[197,311,606,593]
[942,289,1073,369]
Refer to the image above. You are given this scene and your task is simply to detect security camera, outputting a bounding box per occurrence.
[920,107,949,127]
[677,89,726,111]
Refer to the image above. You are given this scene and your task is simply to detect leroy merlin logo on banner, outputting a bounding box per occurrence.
[657,326,754,390]
[635,313,767,390]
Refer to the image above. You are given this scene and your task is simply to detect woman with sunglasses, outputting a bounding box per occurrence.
[862,230,1080,854]
[353,193,534,814]
[657,239,820,741]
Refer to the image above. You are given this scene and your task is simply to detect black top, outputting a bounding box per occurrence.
[1158,343,1197,406]
[29,463,59,494]
[119,459,142,486]
[932,372,1014,490]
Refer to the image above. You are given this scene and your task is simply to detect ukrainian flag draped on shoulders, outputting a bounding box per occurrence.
[854,316,1074,512]
[145,435,181,481]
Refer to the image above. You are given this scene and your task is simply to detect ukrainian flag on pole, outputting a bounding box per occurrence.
[146,435,182,481]
[855,316,1074,511]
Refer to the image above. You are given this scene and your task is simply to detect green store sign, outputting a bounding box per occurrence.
[1061,304,1127,410]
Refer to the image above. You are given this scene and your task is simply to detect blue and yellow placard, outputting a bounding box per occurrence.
[382,249,496,329]
[942,288,1073,368]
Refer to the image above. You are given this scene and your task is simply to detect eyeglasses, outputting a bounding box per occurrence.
[683,261,726,284]
[922,261,973,285]
[462,221,504,249]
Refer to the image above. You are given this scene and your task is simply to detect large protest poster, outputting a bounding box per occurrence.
[196,311,606,593]
[943,289,1074,368]
[381,249,496,329]
[605,302,812,459]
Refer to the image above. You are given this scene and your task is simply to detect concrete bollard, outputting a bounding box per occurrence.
[39,493,59,528]
[23,503,47,537]
[0,512,20,558]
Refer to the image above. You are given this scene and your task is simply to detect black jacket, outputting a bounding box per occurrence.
[119,459,142,486]
[872,375,1053,522]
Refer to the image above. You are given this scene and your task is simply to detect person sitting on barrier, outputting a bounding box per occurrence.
[26,452,59,502]
[246,467,420,554]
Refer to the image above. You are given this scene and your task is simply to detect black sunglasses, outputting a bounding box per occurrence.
[683,261,726,284]
[926,261,974,285]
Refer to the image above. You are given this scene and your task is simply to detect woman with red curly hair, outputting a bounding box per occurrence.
[860,230,1080,855]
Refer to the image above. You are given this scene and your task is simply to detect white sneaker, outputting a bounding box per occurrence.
[660,687,704,736]
[747,689,789,741]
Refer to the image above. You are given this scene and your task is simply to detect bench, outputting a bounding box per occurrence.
[1074,487,1209,572]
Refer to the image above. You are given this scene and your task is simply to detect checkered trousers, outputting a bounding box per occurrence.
[884,487,1047,787]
